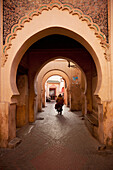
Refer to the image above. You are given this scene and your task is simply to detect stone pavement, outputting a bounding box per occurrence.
[0,101,113,170]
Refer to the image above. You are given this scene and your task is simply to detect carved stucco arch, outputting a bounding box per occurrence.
[1,1,110,103]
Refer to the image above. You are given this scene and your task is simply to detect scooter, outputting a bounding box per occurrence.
[57,104,63,115]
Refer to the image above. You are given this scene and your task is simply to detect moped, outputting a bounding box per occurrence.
[57,104,63,115]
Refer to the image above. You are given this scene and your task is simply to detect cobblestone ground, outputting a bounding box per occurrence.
[0,101,113,170]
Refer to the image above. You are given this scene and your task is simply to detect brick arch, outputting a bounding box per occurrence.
[1,2,110,105]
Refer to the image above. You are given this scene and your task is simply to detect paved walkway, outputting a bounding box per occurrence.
[0,102,113,170]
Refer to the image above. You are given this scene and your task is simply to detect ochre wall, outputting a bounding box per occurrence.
[16,75,29,128]
[1,2,112,147]
[36,60,83,112]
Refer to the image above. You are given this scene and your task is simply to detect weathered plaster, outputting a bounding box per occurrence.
[1,7,109,104]
[103,101,113,145]
[1,1,113,147]
[2,1,108,66]
[36,60,83,112]
[0,0,3,102]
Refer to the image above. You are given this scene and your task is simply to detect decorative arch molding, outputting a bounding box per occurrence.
[42,70,70,97]
[42,68,70,81]
[36,68,71,94]
[42,69,70,87]
[2,0,109,66]
[42,70,70,89]
[36,58,87,95]
[37,69,71,109]
[41,68,87,94]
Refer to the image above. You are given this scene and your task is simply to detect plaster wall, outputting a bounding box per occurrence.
[0,102,9,147]
[0,1,17,145]
[71,85,82,111]
[0,5,112,146]
[16,75,29,128]
[92,76,98,113]
[9,103,16,141]
[1,7,109,104]
[0,0,3,101]
[101,0,113,146]
[0,102,16,147]
[109,0,113,100]
[64,81,68,106]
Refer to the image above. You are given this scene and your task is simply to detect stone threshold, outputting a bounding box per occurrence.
[8,137,22,149]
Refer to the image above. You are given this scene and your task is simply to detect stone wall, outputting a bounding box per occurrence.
[3,0,108,44]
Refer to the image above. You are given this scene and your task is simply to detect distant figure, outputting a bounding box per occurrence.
[55,94,64,115]
[56,94,64,106]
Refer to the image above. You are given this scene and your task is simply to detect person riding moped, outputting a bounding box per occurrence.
[55,94,64,115]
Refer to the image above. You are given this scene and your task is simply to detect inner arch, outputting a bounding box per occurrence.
[15,32,100,141]
[11,27,101,99]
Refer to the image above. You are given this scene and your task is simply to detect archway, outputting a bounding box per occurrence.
[1,5,110,147]
[38,70,70,112]
[36,58,86,113]
[2,7,109,103]
[43,74,67,104]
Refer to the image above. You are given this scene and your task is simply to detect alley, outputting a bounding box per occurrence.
[0,102,113,170]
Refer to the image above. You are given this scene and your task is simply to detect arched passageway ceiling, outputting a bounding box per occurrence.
[1,3,110,103]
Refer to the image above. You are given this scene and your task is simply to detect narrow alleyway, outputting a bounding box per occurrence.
[0,101,113,170]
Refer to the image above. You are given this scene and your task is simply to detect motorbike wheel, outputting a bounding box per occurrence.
[60,111,62,115]
[57,105,62,115]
